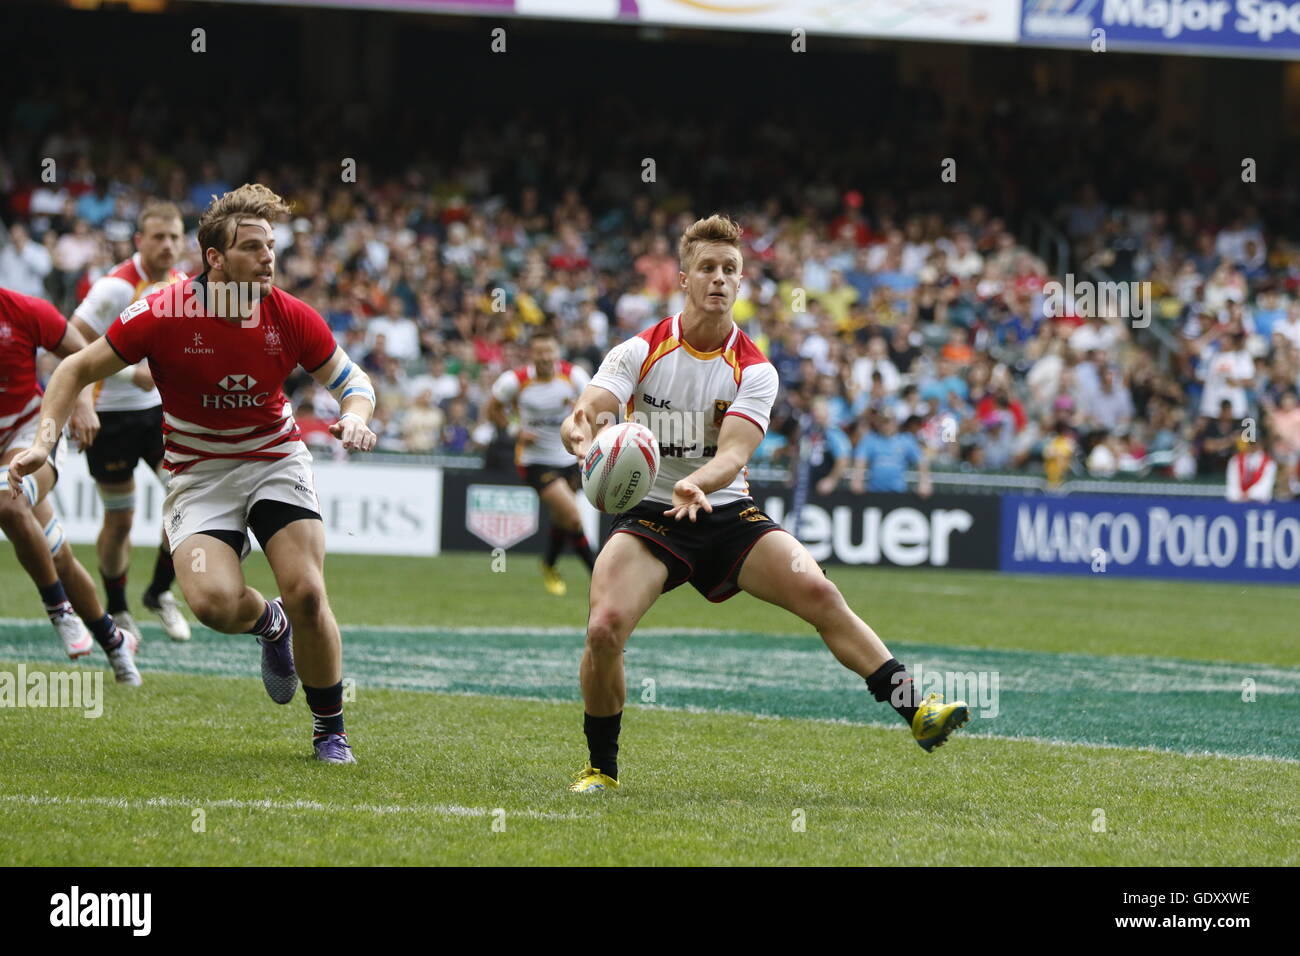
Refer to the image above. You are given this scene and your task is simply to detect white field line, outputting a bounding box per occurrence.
[0,794,589,820]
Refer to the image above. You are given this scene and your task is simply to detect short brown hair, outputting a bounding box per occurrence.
[678,214,743,271]
[196,183,293,263]
[136,201,182,232]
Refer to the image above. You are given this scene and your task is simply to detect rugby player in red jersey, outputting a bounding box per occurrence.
[0,286,141,683]
[560,215,970,793]
[71,201,191,644]
[9,185,377,763]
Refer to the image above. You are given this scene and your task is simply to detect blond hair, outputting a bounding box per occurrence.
[196,183,293,263]
[136,200,182,231]
[678,214,742,271]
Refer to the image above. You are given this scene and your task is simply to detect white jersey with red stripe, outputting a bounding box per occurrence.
[491,360,589,468]
[72,253,186,412]
[103,275,338,475]
[589,312,778,506]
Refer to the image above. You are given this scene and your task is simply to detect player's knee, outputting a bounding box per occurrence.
[101,509,134,536]
[586,609,629,654]
[281,581,327,626]
[0,494,28,527]
[800,574,845,624]
[188,588,245,630]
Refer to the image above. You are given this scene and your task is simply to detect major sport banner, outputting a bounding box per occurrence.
[1022,0,1300,58]
[196,0,1021,44]
[1000,493,1300,583]
[745,487,1000,569]
[45,454,443,557]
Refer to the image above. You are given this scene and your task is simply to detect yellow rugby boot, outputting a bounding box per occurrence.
[912,692,970,752]
[569,766,619,793]
[542,564,567,596]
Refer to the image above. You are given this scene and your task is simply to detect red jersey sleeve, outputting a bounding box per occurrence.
[103,296,159,365]
[287,296,338,373]
[29,296,69,351]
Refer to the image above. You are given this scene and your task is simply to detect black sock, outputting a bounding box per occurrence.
[145,545,175,598]
[101,570,128,615]
[544,527,565,566]
[247,600,287,640]
[38,580,69,613]
[865,658,922,726]
[583,711,622,780]
[88,614,122,652]
[569,531,596,571]
[303,681,345,739]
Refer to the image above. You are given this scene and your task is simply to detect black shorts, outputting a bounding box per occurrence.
[520,462,580,493]
[85,406,164,484]
[610,497,783,603]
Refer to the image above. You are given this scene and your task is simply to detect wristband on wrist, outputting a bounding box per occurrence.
[338,411,366,425]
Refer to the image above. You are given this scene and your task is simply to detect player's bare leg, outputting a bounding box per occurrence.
[738,529,970,751]
[142,520,190,642]
[263,518,340,687]
[572,533,668,789]
[38,498,105,622]
[1,453,138,679]
[0,453,60,589]
[539,478,596,594]
[172,532,268,633]
[94,478,139,640]
[263,517,353,763]
[140,466,190,641]
[737,530,893,677]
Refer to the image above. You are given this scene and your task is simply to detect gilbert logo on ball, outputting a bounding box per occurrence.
[583,422,660,514]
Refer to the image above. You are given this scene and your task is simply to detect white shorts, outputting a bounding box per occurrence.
[161,444,320,556]
[0,413,68,479]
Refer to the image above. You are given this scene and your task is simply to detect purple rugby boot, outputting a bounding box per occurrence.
[313,733,356,764]
[257,597,298,704]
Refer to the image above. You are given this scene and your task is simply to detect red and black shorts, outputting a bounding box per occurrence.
[520,462,580,493]
[609,497,783,603]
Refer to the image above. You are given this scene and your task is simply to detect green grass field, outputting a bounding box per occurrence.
[2,546,1298,866]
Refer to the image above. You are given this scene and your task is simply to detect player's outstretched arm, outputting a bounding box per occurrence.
[561,385,620,463]
[311,347,378,452]
[7,337,125,496]
[666,416,764,522]
[49,320,101,447]
[72,316,153,391]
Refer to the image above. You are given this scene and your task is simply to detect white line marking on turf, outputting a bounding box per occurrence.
[0,794,591,819]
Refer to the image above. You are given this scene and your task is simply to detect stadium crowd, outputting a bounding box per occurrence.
[3,84,1298,499]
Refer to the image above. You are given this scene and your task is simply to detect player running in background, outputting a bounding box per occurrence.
[487,331,596,595]
[70,201,191,643]
[8,185,377,763]
[0,286,141,684]
[560,215,969,792]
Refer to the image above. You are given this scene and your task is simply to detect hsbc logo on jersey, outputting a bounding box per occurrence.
[219,374,258,391]
[201,373,270,408]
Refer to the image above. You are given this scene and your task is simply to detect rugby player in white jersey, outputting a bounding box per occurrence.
[71,201,191,643]
[487,331,596,595]
[0,286,140,684]
[560,215,969,792]
[9,185,377,764]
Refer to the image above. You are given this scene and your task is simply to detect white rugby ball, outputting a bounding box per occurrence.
[582,421,660,514]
